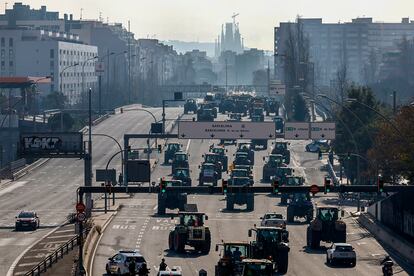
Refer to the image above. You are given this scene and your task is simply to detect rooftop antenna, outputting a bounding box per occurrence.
[5,2,7,12]
[99,12,102,22]
[80,8,83,20]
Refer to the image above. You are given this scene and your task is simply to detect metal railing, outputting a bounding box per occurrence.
[24,227,90,276]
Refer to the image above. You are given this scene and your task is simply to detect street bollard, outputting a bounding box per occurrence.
[199,269,207,276]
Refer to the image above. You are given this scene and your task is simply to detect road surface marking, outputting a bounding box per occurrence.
[153,205,158,210]
[0,181,28,197]
[186,139,191,152]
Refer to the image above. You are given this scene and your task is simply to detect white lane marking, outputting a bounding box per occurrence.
[0,181,28,197]
[186,139,191,152]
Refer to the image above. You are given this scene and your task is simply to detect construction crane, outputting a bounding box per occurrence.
[232,13,239,25]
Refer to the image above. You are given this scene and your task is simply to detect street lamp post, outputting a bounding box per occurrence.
[60,63,79,94]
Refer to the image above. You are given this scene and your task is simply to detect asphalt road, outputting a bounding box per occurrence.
[0,106,182,275]
[92,112,413,275]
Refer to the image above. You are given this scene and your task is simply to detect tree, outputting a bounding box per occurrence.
[367,105,414,182]
[283,16,311,120]
[48,113,75,131]
[333,86,380,183]
[291,94,309,121]
[42,92,66,110]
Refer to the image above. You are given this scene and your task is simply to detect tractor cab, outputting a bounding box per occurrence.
[179,212,208,227]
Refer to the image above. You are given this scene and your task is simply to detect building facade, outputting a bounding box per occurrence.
[274,17,414,86]
[0,28,97,104]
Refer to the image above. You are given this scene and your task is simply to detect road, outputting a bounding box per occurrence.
[92,112,413,275]
[0,107,182,275]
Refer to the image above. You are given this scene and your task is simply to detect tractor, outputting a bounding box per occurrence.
[168,212,211,254]
[237,143,254,165]
[286,193,314,223]
[264,98,279,116]
[262,154,286,182]
[233,152,252,167]
[184,98,198,114]
[209,145,228,170]
[215,242,251,276]
[239,259,274,276]
[172,168,192,186]
[198,163,219,186]
[226,177,254,211]
[157,179,187,215]
[271,142,291,164]
[251,116,267,150]
[197,107,215,122]
[280,176,305,205]
[248,226,290,274]
[171,151,189,174]
[306,206,347,249]
[164,143,182,164]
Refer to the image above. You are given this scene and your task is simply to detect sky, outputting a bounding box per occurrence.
[15,0,414,50]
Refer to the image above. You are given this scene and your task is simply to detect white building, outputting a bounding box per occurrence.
[0,28,97,105]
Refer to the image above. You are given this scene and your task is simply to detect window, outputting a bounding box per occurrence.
[8,38,13,47]
[9,49,13,56]
[1,38,4,47]
[50,60,54,69]
[9,60,13,67]
[50,49,54,59]
[1,49,4,58]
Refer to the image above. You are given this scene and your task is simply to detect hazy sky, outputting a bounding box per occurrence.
[16,1,414,50]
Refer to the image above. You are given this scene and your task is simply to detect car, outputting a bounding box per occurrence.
[305,140,330,153]
[326,243,356,267]
[106,250,147,275]
[260,213,286,228]
[15,211,39,231]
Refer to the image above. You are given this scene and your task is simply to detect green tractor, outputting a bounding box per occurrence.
[157,179,187,215]
[306,206,347,249]
[168,212,211,254]
[248,226,290,274]
[240,259,274,276]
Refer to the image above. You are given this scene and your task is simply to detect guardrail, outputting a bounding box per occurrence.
[24,227,90,276]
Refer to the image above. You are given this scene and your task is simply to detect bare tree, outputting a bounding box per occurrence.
[336,40,348,104]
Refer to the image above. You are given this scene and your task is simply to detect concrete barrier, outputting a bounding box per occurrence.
[358,213,414,265]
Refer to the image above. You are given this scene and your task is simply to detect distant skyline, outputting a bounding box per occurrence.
[10,0,414,50]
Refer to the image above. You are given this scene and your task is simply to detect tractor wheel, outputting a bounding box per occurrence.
[173,231,185,252]
[226,195,234,211]
[277,251,289,274]
[201,231,211,254]
[168,231,174,250]
[287,206,294,223]
[246,194,254,211]
[307,226,320,249]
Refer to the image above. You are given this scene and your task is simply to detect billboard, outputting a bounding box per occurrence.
[310,122,336,140]
[178,121,276,139]
[127,160,151,183]
[20,132,84,157]
[284,122,310,140]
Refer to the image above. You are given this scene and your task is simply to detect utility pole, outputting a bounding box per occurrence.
[106,49,110,110]
[85,88,93,216]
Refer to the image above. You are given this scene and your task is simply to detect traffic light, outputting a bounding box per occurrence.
[160,178,166,193]
[222,180,228,194]
[346,152,351,160]
[324,177,331,194]
[272,179,279,193]
[377,177,384,193]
